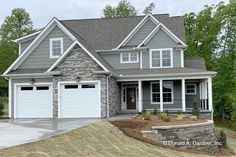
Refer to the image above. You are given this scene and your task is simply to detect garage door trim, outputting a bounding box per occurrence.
[58,80,101,118]
[14,82,53,118]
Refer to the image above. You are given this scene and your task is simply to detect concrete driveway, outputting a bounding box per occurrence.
[0,118,101,149]
[0,114,134,149]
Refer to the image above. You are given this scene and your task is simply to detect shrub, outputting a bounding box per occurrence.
[0,97,4,117]
[142,111,151,120]
[164,110,169,116]
[177,110,182,115]
[159,112,167,119]
[192,101,200,118]
[218,130,227,148]
[153,108,158,115]
[162,116,170,122]
[141,108,147,114]
[190,115,197,121]
[176,114,184,120]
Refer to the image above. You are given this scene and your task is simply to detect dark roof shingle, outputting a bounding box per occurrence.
[60,14,185,50]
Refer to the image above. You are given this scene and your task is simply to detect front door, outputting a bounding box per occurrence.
[126,88,136,109]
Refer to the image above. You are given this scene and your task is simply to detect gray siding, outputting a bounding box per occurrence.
[142,80,182,110]
[186,83,200,108]
[142,28,181,68]
[18,26,73,69]
[20,39,34,53]
[126,19,156,46]
[142,81,200,110]
[100,52,139,69]
[10,78,52,117]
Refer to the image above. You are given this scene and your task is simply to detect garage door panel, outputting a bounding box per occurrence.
[60,82,101,118]
[16,85,53,118]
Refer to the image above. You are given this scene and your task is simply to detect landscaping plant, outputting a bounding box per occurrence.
[176,114,184,121]
[218,130,227,148]
[153,108,158,115]
[192,101,200,118]
[0,97,5,117]
[190,115,197,121]
[162,116,170,122]
[177,110,182,115]
[142,111,151,120]
[164,110,169,116]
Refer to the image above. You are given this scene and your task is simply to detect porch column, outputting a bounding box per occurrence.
[181,79,186,112]
[160,79,163,112]
[138,80,142,112]
[208,77,213,111]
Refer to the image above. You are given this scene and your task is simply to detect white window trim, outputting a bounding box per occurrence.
[150,81,174,104]
[149,48,173,68]
[50,38,63,58]
[186,83,197,95]
[120,52,139,63]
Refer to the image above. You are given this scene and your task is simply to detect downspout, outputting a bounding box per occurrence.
[106,73,112,118]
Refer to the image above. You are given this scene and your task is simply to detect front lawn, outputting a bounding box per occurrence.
[0,122,231,157]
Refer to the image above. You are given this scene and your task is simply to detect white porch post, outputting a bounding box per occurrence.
[138,80,142,112]
[208,77,213,112]
[181,79,186,112]
[160,79,163,112]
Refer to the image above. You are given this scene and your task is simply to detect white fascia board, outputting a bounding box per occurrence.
[115,14,159,50]
[3,17,77,76]
[47,40,109,72]
[118,71,217,79]
[12,30,42,43]
[137,23,161,48]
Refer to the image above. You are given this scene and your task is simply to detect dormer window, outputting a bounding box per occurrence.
[50,38,63,58]
[121,52,139,63]
[150,48,172,68]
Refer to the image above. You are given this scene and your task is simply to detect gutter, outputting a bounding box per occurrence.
[2,71,61,78]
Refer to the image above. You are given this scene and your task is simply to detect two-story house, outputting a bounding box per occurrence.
[3,14,216,119]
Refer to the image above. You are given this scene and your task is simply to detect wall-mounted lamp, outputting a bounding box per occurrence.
[30,79,35,84]
[75,76,81,82]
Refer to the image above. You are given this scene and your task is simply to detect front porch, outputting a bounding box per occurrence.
[119,77,213,118]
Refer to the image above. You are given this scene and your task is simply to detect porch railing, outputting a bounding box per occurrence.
[141,98,209,111]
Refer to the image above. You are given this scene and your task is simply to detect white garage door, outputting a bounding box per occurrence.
[16,85,53,118]
[60,82,101,118]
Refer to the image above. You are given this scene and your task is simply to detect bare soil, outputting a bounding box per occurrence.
[110,114,235,156]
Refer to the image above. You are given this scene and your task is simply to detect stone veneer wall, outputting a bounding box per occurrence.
[108,77,121,116]
[141,121,219,153]
[52,45,108,118]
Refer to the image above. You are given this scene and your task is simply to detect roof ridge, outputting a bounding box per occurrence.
[60,13,174,22]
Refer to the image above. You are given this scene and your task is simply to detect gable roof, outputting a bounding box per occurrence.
[3,18,113,76]
[60,14,186,50]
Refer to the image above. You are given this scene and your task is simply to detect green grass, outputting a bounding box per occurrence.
[0,122,232,157]
[1,97,8,117]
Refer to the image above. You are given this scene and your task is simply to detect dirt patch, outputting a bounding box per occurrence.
[110,115,235,156]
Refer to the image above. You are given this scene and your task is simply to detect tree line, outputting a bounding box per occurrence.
[0,0,235,120]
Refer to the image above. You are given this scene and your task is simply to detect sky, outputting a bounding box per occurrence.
[0,0,229,29]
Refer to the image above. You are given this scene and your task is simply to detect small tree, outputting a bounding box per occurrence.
[0,97,5,117]
[192,101,200,118]
[218,130,227,148]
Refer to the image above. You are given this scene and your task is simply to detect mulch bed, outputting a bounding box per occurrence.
[110,114,235,156]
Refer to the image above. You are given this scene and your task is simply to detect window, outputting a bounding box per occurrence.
[121,52,139,63]
[21,87,33,91]
[186,84,196,95]
[36,86,49,90]
[150,49,172,68]
[151,81,173,104]
[50,38,63,58]
[64,85,78,89]
[81,84,95,88]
